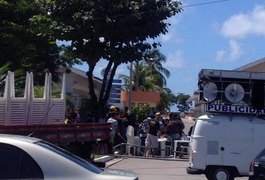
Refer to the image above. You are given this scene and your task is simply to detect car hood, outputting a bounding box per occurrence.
[101,168,138,179]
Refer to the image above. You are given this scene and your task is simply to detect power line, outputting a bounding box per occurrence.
[107,0,234,18]
[182,0,231,8]
[53,0,234,21]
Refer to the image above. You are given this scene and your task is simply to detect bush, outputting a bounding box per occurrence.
[131,104,151,124]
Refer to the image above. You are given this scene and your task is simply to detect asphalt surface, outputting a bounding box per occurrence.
[108,157,248,180]
[108,157,201,180]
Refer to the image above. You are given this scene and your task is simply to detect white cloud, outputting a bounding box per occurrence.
[220,5,265,39]
[215,6,265,62]
[166,50,185,68]
[216,50,227,62]
[215,40,243,62]
[229,40,244,60]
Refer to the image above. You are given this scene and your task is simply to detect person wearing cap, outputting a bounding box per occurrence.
[144,114,161,157]
[138,116,151,154]
[106,105,118,120]
[155,112,167,137]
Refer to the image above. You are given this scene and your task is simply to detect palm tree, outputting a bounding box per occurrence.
[119,48,170,91]
[119,61,161,91]
[118,48,178,112]
[143,48,170,87]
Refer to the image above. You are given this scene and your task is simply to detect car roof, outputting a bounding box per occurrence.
[0,134,41,144]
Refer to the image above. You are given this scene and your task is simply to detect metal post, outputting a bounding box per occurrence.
[128,62,133,112]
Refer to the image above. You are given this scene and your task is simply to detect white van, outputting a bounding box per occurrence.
[187,113,265,180]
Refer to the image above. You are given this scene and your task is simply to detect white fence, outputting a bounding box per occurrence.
[0,71,65,125]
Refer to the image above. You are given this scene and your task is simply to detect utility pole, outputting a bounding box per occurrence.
[128,62,133,112]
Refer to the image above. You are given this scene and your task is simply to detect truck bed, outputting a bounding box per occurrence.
[0,123,110,144]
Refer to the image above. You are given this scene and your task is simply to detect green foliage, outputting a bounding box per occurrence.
[34,0,182,115]
[131,103,151,124]
[33,86,44,98]
[143,48,170,87]
[0,63,25,97]
[1,0,183,117]
[0,62,63,98]
[79,97,107,121]
[157,88,178,112]
[119,48,170,91]
[176,93,191,112]
[0,0,76,84]
[0,62,10,96]
[119,48,177,112]
[33,82,62,98]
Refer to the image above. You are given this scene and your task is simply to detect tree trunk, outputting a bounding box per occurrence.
[86,62,97,102]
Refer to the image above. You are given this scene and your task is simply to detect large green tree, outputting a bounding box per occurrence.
[0,0,76,83]
[33,0,182,118]
[176,93,191,112]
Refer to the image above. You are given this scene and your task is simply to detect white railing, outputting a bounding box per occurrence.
[0,71,65,125]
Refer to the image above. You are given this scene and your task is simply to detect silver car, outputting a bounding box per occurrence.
[0,134,138,180]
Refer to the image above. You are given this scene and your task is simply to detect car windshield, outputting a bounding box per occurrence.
[36,141,103,174]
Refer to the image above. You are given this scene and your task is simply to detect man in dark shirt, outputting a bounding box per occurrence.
[165,114,185,140]
[144,115,161,157]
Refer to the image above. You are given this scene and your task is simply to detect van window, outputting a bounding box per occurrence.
[207,141,219,155]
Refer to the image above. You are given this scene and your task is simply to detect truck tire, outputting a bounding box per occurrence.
[206,167,235,180]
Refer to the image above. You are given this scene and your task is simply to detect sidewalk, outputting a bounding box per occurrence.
[93,154,188,168]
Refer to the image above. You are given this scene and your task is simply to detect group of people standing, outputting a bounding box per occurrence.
[139,112,185,157]
[105,105,186,157]
[106,106,128,146]
[105,106,135,151]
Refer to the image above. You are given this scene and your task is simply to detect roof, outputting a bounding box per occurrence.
[234,57,265,71]
[70,67,102,83]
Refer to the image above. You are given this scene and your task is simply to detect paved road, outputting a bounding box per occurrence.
[108,157,248,180]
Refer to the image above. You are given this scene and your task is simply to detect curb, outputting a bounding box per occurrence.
[105,158,124,167]
[93,155,115,167]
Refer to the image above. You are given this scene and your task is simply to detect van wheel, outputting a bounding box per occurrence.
[206,167,234,180]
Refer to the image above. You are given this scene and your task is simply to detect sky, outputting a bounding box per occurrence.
[75,0,265,98]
